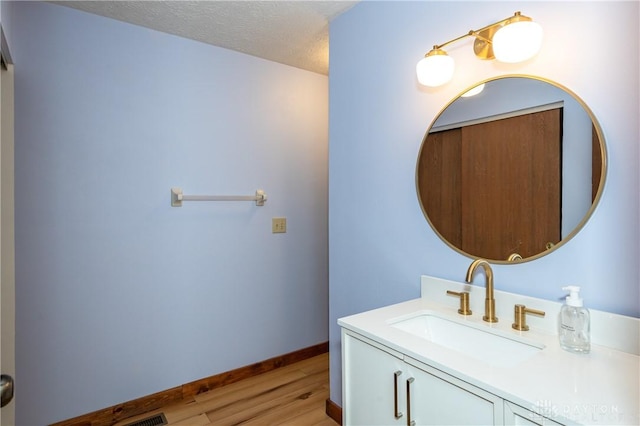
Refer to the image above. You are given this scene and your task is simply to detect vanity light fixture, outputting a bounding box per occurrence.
[416,12,543,87]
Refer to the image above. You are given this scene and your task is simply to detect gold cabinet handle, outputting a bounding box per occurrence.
[446,290,472,315]
[512,304,545,331]
[406,377,415,426]
[394,371,403,419]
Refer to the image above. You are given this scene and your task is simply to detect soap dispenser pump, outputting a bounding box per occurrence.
[558,286,590,354]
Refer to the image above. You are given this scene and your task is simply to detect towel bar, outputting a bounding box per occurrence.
[171,187,267,207]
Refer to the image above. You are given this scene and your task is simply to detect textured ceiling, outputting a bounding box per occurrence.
[51,1,359,75]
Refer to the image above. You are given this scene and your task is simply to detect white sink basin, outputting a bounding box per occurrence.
[390,313,544,367]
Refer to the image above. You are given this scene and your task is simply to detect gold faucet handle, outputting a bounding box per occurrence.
[512,304,545,331]
[446,290,472,315]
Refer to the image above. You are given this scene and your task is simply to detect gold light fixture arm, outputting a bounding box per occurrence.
[470,30,492,45]
[434,31,475,51]
[427,12,529,60]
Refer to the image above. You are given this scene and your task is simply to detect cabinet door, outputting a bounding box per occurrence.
[504,401,565,426]
[342,332,406,425]
[406,361,503,426]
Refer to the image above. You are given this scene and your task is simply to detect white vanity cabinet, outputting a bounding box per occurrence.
[343,330,502,425]
[339,276,639,426]
[342,330,405,425]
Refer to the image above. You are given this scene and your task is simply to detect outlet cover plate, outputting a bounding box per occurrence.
[272,217,287,233]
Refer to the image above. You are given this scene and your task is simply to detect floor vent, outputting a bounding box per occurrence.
[123,413,168,426]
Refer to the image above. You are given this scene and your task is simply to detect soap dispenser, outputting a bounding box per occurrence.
[558,286,591,354]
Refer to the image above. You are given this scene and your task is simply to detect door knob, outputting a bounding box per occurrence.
[1,374,14,407]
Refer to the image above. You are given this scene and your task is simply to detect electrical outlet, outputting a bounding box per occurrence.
[272,217,287,233]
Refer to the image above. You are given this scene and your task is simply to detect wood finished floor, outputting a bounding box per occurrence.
[114,353,337,426]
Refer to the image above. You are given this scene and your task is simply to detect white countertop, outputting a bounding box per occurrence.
[338,276,640,425]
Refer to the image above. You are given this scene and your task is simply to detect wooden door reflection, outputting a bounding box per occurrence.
[419,108,562,260]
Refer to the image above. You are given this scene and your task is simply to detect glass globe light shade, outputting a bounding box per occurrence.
[416,51,455,87]
[492,20,543,63]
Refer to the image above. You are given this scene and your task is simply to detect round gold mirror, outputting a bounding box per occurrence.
[416,76,606,263]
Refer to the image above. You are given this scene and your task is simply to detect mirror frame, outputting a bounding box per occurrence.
[416,74,608,264]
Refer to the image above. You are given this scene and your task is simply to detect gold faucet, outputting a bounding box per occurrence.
[465,259,498,323]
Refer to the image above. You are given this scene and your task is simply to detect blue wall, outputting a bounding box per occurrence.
[329,0,638,405]
[3,1,328,424]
